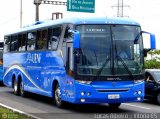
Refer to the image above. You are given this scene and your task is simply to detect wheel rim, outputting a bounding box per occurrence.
[55,87,61,104]
[157,93,160,104]
[14,81,17,93]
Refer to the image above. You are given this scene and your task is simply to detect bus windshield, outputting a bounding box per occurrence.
[76,25,143,77]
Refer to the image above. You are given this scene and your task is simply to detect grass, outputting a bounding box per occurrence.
[0,106,29,119]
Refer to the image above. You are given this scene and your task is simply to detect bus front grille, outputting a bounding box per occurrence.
[96,88,130,92]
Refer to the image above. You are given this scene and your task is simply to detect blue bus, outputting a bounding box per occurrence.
[3,17,156,108]
[0,42,3,82]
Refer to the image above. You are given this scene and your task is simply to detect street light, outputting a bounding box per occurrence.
[34,0,42,4]
[34,0,67,21]
[34,0,42,21]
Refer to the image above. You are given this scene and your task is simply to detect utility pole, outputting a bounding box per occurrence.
[34,0,67,22]
[34,0,41,21]
[112,0,129,17]
[20,0,22,28]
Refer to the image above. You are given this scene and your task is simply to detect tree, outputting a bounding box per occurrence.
[144,50,160,69]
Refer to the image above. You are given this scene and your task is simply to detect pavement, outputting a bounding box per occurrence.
[0,86,160,119]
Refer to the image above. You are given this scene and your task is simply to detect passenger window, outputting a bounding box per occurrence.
[48,27,61,50]
[4,36,10,52]
[11,35,18,52]
[64,26,72,41]
[18,34,26,51]
[27,32,36,51]
[37,30,47,50]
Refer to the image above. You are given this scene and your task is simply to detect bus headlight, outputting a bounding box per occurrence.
[81,92,85,96]
[134,90,142,95]
[138,91,142,95]
[76,80,92,84]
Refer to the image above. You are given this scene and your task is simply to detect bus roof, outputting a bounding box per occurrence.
[5,17,140,36]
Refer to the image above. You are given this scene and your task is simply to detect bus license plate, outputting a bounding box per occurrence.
[108,94,120,99]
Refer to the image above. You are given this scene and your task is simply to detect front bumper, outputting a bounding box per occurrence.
[63,81,144,104]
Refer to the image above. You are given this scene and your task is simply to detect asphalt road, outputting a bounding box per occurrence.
[0,86,160,119]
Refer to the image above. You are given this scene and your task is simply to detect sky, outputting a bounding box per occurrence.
[0,0,160,48]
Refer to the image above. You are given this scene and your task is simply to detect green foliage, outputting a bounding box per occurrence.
[148,50,160,55]
[0,106,28,119]
[144,59,160,69]
[144,50,160,69]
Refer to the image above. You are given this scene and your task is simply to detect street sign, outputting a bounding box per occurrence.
[67,0,95,13]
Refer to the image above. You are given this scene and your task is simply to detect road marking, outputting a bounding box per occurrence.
[123,103,150,110]
[0,102,42,119]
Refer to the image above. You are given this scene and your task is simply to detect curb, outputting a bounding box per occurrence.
[0,103,41,119]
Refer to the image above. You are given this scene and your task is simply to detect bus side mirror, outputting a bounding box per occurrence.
[67,30,80,49]
[67,30,80,63]
[73,31,80,63]
[142,31,156,50]
[73,30,80,49]
[150,34,156,50]
[143,33,156,57]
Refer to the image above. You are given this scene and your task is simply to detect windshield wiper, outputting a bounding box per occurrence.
[116,56,134,79]
[96,56,110,77]
[115,43,134,79]
[96,47,111,77]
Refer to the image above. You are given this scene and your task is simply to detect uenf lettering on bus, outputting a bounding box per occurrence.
[26,53,41,63]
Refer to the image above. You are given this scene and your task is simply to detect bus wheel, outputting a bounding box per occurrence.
[13,78,20,96]
[108,103,121,109]
[54,84,64,108]
[20,80,26,97]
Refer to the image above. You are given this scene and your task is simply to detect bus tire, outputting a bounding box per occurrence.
[54,84,64,108]
[20,79,26,97]
[108,103,121,109]
[13,78,20,96]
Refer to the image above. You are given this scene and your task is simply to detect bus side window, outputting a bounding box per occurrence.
[27,32,36,51]
[37,30,47,50]
[48,27,61,50]
[4,36,10,52]
[10,35,18,52]
[18,34,26,51]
